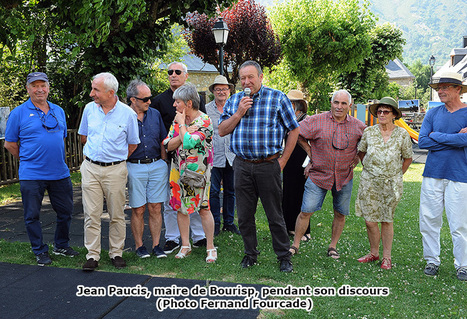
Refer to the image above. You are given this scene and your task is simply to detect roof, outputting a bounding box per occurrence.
[386,58,415,80]
[159,54,233,73]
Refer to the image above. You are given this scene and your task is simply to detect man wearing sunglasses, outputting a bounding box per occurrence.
[150,62,207,254]
[126,79,168,259]
[290,89,365,260]
[4,72,78,266]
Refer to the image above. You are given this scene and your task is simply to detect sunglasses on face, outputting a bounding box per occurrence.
[377,110,392,115]
[168,69,183,76]
[133,96,152,103]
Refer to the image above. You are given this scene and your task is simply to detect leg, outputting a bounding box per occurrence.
[209,167,222,227]
[222,162,236,226]
[148,202,163,248]
[444,180,467,269]
[419,177,445,266]
[329,179,353,251]
[20,180,47,255]
[130,205,146,249]
[381,222,393,259]
[47,178,73,249]
[164,162,180,243]
[189,212,206,242]
[292,212,313,251]
[199,208,215,250]
[365,221,381,257]
[176,212,191,257]
[81,160,104,261]
[329,210,345,250]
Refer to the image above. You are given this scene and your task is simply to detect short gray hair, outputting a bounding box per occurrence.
[173,83,200,111]
[239,60,263,76]
[331,89,352,104]
[126,79,148,104]
[93,72,119,93]
[168,62,188,73]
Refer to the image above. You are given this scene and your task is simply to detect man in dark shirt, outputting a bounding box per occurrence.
[126,79,168,259]
[150,62,207,254]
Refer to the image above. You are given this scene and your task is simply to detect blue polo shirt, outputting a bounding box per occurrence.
[128,107,167,160]
[78,100,140,162]
[219,85,299,160]
[5,98,70,180]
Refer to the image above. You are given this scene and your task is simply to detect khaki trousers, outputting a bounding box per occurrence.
[81,159,127,261]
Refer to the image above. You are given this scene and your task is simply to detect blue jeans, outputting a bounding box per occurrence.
[20,178,73,255]
[210,163,236,226]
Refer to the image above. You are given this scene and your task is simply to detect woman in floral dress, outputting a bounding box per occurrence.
[355,97,413,269]
[163,83,216,263]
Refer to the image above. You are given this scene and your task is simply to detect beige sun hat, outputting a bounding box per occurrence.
[209,75,234,93]
[287,90,306,102]
[429,71,467,94]
[369,97,402,120]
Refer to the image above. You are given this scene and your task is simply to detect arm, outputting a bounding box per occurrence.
[418,112,456,151]
[127,144,137,158]
[297,135,312,160]
[402,157,412,174]
[278,127,299,170]
[80,135,87,145]
[357,151,366,165]
[160,142,167,161]
[428,130,467,148]
[218,97,252,137]
[4,141,19,159]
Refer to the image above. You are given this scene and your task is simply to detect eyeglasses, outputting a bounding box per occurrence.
[168,69,183,76]
[332,128,349,150]
[377,110,392,115]
[133,96,152,103]
[433,85,458,92]
[213,88,230,93]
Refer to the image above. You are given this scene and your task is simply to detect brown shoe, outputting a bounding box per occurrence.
[82,258,98,271]
[111,256,127,269]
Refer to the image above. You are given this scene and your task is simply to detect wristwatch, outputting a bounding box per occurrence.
[178,123,186,128]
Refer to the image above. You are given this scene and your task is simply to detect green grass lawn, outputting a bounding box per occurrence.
[0,164,465,318]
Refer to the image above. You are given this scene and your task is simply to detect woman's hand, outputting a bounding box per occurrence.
[174,109,186,125]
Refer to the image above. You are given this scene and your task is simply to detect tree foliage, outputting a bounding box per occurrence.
[0,0,235,127]
[184,0,281,86]
[338,23,405,103]
[270,0,377,110]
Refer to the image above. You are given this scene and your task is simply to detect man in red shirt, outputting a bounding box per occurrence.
[290,89,365,259]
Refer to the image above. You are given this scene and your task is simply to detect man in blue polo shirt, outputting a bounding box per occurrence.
[126,79,168,259]
[79,72,139,271]
[219,61,300,272]
[4,72,78,266]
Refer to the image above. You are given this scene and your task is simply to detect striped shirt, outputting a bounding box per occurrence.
[300,112,365,191]
[220,85,299,160]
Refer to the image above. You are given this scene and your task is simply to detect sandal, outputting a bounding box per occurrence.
[301,234,311,242]
[206,248,217,263]
[175,245,191,259]
[327,247,340,259]
[289,245,299,256]
[381,257,392,270]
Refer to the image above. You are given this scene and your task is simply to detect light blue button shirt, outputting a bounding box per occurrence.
[206,101,235,167]
[78,99,140,162]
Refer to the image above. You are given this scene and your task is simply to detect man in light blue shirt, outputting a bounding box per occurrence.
[78,72,139,271]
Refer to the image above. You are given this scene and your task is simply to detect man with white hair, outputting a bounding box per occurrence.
[419,71,467,281]
[78,72,140,271]
[290,89,365,259]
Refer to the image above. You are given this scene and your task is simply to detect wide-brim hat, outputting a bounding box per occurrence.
[209,75,234,93]
[429,71,467,94]
[369,97,402,120]
[287,90,306,102]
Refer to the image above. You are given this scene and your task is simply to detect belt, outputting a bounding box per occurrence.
[85,157,124,167]
[239,152,281,164]
[127,157,161,164]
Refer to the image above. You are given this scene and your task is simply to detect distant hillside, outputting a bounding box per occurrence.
[259,0,467,69]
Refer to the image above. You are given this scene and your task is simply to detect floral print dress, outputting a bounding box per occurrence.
[355,125,413,222]
[163,112,213,215]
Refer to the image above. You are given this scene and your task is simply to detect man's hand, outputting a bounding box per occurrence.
[350,154,360,168]
[459,127,467,134]
[304,162,313,178]
[237,96,253,117]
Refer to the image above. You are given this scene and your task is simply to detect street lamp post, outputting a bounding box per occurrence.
[429,55,436,101]
[212,17,229,76]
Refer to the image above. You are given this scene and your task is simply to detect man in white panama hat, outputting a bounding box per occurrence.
[419,71,467,281]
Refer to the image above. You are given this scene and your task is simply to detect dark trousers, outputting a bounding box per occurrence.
[233,157,290,261]
[20,178,73,255]
[210,162,236,226]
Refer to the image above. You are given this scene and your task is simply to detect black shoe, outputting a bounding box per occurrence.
[193,238,207,248]
[135,245,151,258]
[111,256,127,269]
[424,263,439,276]
[82,258,98,271]
[152,245,167,258]
[36,252,52,266]
[240,255,256,268]
[53,246,80,257]
[214,224,221,236]
[163,240,180,254]
[280,259,293,272]
[223,223,241,235]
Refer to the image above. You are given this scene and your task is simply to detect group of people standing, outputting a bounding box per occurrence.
[4,61,467,281]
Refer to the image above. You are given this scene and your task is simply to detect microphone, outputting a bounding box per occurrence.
[244,88,251,117]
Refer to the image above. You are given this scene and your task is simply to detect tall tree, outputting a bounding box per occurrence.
[184,0,281,86]
[270,0,376,110]
[0,0,236,127]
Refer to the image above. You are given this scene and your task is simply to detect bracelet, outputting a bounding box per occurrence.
[178,123,187,128]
